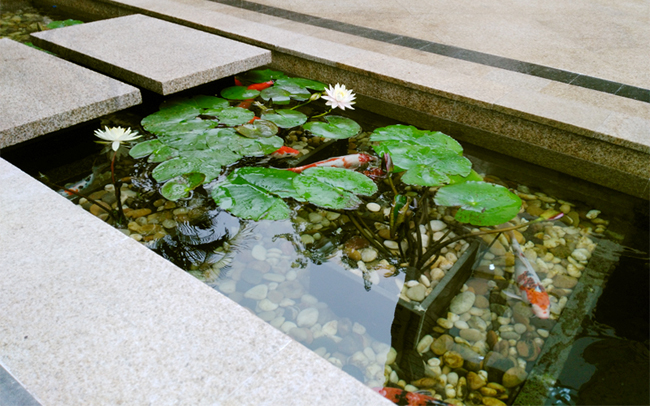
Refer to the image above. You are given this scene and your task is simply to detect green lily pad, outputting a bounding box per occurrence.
[230,167,301,199]
[214,107,255,126]
[447,169,483,185]
[236,120,279,138]
[239,69,287,83]
[211,183,291,220]
[274,77,326,91]
[205,128,282,156]
[129,139,164,159]
[271,82,311,101]
[260,87,292,105]
[152,157,199,182]
[46,19,83,29]
[220,86,260,100]
[261,109,308,128]
[371,125,463,154]
[148,145,179,163]
[160,172,205,201]
[300,167,377,196]
[141,105,218,139]
[160,95,229,111]
[303,115,361,139]
[401,164,450,187]
[293,175,362,210]
[434,181,522,226]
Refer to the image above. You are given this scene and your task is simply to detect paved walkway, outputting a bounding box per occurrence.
[218,0,649,94]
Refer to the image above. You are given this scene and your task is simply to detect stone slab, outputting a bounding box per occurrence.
[0,158,391,406]
[31,14,272,95]
[0,38,141,149]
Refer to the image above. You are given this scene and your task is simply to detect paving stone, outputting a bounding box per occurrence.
[0,38,141,149]
[31,14,272,95]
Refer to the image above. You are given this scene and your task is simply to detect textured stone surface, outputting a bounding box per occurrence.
[31,14,271,95]
[0,38,141,149]
[0,159,391,406]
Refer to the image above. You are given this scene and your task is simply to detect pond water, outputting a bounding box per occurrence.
[2,9,648,403]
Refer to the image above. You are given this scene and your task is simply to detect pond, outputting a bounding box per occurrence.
[2,13,648,404]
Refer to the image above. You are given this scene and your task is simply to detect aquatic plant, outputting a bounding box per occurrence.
[128,69,535,277]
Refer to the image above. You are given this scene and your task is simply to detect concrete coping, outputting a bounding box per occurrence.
[0,38,141,149]
[0,158,391,405]
[90,0,650,155]
[30,14,272,95]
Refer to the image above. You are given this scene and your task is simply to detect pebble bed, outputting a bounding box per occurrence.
[0,6,55,43]
[67,125,607,405]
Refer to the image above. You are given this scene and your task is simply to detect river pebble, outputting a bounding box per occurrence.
[244,284,268,300]
[449,291,475,314]
[406,284,427,301]
[297,307,319,327]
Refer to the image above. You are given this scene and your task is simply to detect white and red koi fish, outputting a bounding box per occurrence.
[287,153,376,173]
[271,146,300,158]
[505,231,550,319]
[374,387,451,406]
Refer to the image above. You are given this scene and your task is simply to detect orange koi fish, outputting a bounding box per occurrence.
[506,231,550,318]
[271,146,300,158]
[374,387,450,406]
[247,80,274,91]
[287,153,376,173]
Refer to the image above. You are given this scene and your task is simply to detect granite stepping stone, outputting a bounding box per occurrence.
[0,38,141,149]
[31,14,272,95]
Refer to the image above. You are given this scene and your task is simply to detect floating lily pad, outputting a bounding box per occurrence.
[236,120,279,139]
[401,164,450,187]
[239,69,287,83]
[293,175,362,210]
[129,139,164,159]
[220,86,260,100]
[161,172,205,201]
[46,19,83,29]
[152,157,199,182]
[148,145,179,163]
[214,107,255,126]
[447,169,483,185]
[271,82,311,101]
[274,77,326,91]
[160,95,229,111]
[141,105,207,135]
[260,87,292,105]
[261,109,308,128]
[300,167,377,196]
[230,167,301,199]
[371,125,463,154]
[211,183,291,220]
[303,115,361,139]
[293,167,376,210]
[434,181,522,226]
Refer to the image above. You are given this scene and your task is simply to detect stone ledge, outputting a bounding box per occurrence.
[45,0,648,198]
[0,38,141,149]
[0,158,391,406]
[31,14,272,95]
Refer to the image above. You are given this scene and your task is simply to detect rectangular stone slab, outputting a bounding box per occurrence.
[0,38,141,149]
[31,14,272,95]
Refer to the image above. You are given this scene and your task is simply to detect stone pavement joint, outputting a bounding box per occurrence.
[31,14,272,95]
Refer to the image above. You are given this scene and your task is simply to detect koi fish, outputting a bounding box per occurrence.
[234,78,244,86]
[287,153,376,173]
[506,231,550,319]
[374,387,450,406]
[247,116,261,124]
[271,146,300,158]
[247,80,274,91]
[236,99,254,109]
[57,173,94,197]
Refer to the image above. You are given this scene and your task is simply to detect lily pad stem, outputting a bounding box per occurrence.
[110,151,128,226]
[348,212,393,258]
[311,108,332,119]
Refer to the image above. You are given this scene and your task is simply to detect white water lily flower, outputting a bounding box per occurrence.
[94,126,141,151]
[321,83,356,110]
